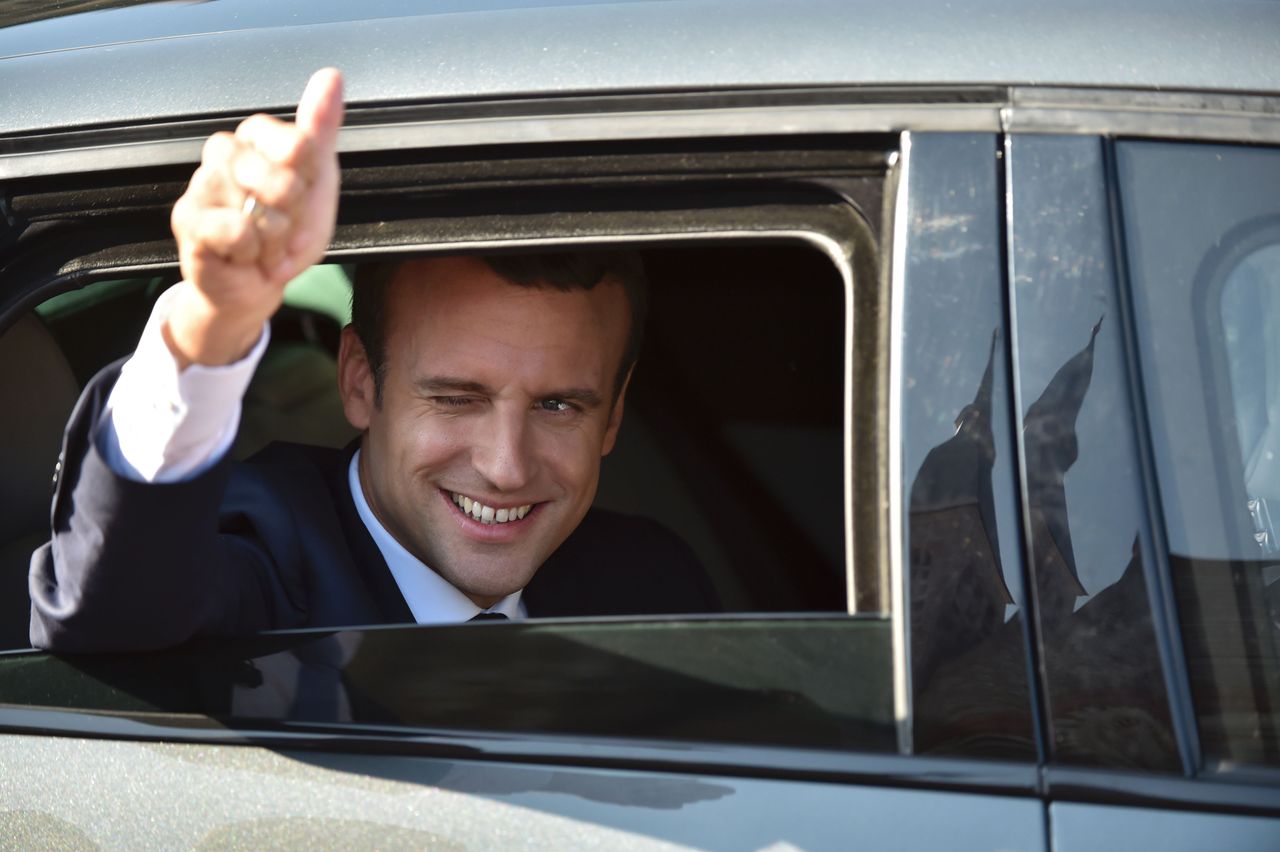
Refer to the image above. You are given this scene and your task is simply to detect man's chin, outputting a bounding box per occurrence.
[437,557,541,605]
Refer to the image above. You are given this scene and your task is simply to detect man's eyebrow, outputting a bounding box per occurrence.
[414,377,604,409]
[415,376,493,395]
[547,388,606,409]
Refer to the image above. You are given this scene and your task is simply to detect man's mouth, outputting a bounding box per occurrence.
[449,491,534,525]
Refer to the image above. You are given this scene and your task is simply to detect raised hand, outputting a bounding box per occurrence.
[166,68,345,367]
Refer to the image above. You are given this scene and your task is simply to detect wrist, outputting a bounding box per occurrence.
[163,282,268,369]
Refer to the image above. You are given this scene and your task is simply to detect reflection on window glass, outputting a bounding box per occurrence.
[900,134,1035,760]
[0,620,898,754]
[1119,140,1280,769]
[1009,135,1178,772]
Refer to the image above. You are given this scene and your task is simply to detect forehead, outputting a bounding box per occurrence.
[383,256,630,383]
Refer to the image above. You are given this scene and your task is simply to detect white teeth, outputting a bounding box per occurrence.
[451,492,533,525]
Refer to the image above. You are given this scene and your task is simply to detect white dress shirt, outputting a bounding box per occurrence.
[98,283,521,623]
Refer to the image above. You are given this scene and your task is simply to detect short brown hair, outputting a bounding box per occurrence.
[351,251,648,405]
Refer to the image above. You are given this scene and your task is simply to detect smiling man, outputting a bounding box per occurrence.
[29,70,715,651]
[342,255,640,615]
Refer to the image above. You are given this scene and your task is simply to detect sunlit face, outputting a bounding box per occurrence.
[338,257,631,607]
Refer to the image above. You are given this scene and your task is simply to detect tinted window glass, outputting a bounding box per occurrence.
[1118,140,1280,768]
[0,619,896,753]
[1008,135,1179,771]
[900,134,1036,760]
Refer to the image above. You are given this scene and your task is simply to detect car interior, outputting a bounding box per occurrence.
[0,241,849,650]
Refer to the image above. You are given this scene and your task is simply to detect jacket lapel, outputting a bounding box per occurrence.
[324,441,415,625]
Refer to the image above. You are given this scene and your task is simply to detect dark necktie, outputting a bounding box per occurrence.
[469,612,509,622]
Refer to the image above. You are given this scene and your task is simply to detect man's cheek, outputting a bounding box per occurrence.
[407,425,469,467]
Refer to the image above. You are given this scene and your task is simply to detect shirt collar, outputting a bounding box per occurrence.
[347,449,524,623]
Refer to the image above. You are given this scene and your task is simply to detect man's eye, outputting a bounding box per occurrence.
[434,396,476,408]
[538,399,573,413]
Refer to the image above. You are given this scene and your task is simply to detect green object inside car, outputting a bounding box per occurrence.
[35,265,351,327]
[282,264,352,327]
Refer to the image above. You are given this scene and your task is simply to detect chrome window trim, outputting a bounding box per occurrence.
[1007,87,1280,144]
[1001,133,1050,764]
[3,87,1279,182]
[0,103,996,181]
[886,132,912,755]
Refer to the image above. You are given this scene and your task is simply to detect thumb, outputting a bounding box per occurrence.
[295,67,345,148]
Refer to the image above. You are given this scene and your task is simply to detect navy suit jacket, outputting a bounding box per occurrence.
[29,364,718,652]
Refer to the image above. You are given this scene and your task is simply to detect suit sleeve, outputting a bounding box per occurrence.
[28,362,302,652]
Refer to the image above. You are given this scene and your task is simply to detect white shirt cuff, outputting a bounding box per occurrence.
[99,283,270,483]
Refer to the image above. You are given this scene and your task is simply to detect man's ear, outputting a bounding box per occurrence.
[601,365,634,457]
[337,325,375,431]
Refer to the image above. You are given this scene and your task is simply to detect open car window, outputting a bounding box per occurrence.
[0,133,890,750]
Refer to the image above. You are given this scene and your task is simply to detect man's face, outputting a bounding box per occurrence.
[338,257,631,607]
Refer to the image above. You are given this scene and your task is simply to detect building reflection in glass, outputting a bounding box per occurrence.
[910,330,1029,758]
[909,313,1178,768]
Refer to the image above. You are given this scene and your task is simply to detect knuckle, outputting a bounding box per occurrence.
[230,148,264,187]
[189,163,230,199]
[201,131,236,162]
[234,113,272,138]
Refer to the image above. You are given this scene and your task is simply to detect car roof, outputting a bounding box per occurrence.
[1,0,1278,137]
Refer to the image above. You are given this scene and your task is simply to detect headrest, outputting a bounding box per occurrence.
[0,314,79,542]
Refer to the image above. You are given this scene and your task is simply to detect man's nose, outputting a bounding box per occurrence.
[473,408,534,492]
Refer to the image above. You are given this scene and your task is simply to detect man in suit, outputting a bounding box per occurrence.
[29,69,715,652]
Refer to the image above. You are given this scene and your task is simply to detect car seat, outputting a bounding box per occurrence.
[233,339,358,459]
[0,313,80,649]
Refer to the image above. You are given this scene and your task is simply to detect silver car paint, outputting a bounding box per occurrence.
[0,733,1046,850]
[1,0,1278,137]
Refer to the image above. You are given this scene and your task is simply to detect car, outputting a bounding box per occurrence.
[0,0,1278,847]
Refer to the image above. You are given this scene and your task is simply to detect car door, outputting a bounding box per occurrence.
[0,82,1051,849]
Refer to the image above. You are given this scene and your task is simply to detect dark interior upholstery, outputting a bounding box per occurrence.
[233,341,358,460]
[0,314,80,649]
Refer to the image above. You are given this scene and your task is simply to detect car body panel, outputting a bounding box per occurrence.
[1050,801,1280,852]
[0,732,1047,850]
[1,0,1279,138]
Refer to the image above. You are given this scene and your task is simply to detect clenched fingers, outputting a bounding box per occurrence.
[171,68,344,298]
[179,206,262,265]
[232,145,309,218]
[235,113,319,179]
